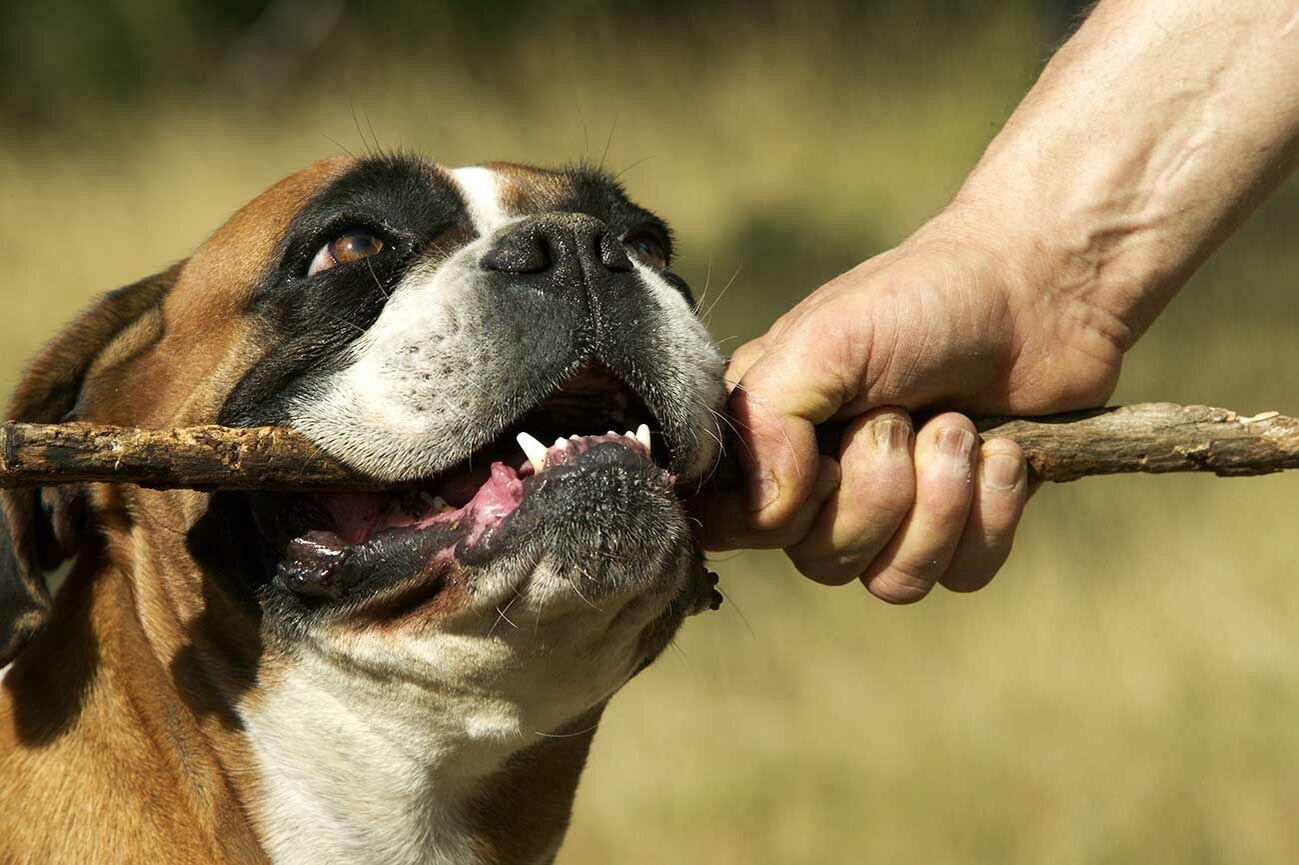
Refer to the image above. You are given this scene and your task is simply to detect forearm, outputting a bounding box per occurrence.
[951,0,1299,347]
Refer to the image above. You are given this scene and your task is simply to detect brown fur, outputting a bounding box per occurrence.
[486,161,577,216]
[0,158,614,864]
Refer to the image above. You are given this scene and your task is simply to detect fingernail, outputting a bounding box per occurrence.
[748,474,779,513]
[983,452,1021,491]
[872,418,912,452]
[937,428,976,464]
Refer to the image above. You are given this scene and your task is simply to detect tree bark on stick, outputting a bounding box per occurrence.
[973,403,1299,482]
[2,403,1298,491]
[0,422,377,491]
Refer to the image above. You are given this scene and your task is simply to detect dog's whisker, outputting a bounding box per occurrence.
[563,573,599,611]
[717,588,757,639]
[697,417,728,488]
[695,255,714,315]
[579,104,590,161]
[701,263,742,324]
[365,258,390,300]
[533,721,602,740]
[712,382,802,480]
[322,133,358,160]
[487,590,524,638]
[325,312,369,337]
[613,154,656,180]
[364,111,383,158]
[598,114,618,171]
[349,100,374,157]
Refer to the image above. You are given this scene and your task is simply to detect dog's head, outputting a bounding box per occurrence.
[1,155,725,750]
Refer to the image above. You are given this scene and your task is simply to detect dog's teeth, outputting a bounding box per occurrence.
[636,423,651,452]
[553,437,567,449]
[606,430,618,437]
[516,432,548,473]
[418,492,452,514]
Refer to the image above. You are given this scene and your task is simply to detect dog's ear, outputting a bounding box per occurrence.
[0,265,180,665]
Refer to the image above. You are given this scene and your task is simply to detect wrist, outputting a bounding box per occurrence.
[907,196,1129,411]
[944,164,1151,352]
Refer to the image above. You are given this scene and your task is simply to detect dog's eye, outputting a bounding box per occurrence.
[307,230,385,277]
[623,232,668,269]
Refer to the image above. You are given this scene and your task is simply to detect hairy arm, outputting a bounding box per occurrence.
[960,0,1299,349]
[700,0,1299,600]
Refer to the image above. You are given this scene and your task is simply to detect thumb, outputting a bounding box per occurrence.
[729,322,867,531]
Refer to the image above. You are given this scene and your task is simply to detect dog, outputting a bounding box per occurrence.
[0,155,727,865]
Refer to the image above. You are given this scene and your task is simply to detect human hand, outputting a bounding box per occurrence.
[692,209,1127,601]
[691,0,1299,601]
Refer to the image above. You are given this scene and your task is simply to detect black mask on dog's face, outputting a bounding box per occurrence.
[217,157,724,652]
[3,158,725,715]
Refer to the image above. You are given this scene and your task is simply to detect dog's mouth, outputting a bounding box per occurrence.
[249,365,675,602]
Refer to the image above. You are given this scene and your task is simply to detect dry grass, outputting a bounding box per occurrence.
[3,4,1299,862]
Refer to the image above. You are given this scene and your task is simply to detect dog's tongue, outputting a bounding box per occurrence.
[317,462,526,546]
[322,492,390,545]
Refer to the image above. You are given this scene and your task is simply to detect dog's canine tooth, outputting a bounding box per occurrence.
[636,423,651,452]
[553,437,567,450]
[516,432,548,473]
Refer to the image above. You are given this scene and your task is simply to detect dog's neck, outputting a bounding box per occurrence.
[240,640,599,865]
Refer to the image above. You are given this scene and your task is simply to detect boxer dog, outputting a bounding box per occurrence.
[0,155,726,865]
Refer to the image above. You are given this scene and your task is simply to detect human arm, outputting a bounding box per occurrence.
[695,0,1299,600]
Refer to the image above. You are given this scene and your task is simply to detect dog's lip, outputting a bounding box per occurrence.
[261,432,674,601]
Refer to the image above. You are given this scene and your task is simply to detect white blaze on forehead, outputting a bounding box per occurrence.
[447,165,509,236]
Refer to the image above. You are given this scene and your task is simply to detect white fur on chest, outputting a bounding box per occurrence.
[241,592,651,865]
[242,643,514,865]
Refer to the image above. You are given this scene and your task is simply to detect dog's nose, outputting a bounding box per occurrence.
[480,215,634,278]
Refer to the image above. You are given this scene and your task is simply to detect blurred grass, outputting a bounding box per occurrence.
[3,2,1299,863]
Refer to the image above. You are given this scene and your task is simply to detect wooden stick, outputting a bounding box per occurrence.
[0,422,379,491]
[974,403,1299,482]
[2,403,1298,491]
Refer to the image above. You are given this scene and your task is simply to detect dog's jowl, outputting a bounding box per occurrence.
[0,156,726,865]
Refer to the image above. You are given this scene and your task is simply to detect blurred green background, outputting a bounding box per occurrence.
[4,2,1299,862]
